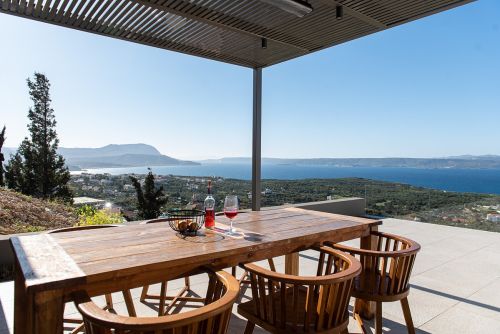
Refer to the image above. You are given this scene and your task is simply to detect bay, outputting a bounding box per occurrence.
[72,163,500,195]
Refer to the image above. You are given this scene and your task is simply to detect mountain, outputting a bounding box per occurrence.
[58,143,162,159]
[202,156,500,169]
[2,144,198,169]
[67,153,197,169]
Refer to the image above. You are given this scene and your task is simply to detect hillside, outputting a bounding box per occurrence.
[67,153,197,169]
[4,144,199,169]
[0,189,77,234]
[59,143,162,158]
[70,174,500,232]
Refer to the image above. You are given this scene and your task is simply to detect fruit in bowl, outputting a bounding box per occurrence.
[166,210,205,234]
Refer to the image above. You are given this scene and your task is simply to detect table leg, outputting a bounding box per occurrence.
[33,290,64,333]
[355,225,378,320]
[14,260,64,334]
[285,252,299,275]
[14,262,30,334]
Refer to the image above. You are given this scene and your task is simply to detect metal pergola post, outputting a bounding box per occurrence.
[252,68,262,211]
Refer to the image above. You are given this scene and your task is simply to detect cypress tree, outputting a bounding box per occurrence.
[0,126,5,187]
[130,168,167,219]
[5,73,72,202]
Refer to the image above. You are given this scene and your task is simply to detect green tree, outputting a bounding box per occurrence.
[130,168,167,219]
[5,142,34,194]
[0,126,5,187]
[5,73,72,202]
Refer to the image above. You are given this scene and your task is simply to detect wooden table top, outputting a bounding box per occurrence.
[11,207,381,295]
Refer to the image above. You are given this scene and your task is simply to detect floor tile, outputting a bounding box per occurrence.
[420,303,500,334]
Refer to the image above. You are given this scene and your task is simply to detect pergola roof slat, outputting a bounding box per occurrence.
[1,0,474,68]
[87,1,110,29]
[27,0,35,15]
[33,0,42,17]
[41,0,53,19]
[19,0,27,14]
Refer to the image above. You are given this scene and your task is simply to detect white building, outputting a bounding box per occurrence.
[486,214,500,223]
[73,197,106,209]
[123,184,135,191]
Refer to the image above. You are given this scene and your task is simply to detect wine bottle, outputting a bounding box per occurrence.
[204,180,215,228]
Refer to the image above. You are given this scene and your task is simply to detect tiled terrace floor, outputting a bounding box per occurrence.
[1,218,500,333]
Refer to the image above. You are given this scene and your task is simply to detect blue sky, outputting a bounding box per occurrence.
[1,0,499,160]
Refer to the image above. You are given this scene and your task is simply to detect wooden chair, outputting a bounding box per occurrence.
[74,269,239,334]
[238,246,361,334]
[48,225,136,333]
[232,258,277,286]
[328,232,421,334]
[139,218,204,316]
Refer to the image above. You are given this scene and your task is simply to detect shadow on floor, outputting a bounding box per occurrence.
[227,314,267,334]
[345,304,431,334]
[0,298,9,332]
[357,316,432,334]
[410,283,500,313]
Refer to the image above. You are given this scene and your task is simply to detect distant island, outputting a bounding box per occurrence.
[4,144,199,170]
[202,156,500,169]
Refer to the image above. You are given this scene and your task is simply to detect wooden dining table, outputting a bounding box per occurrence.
[10,207,381,334]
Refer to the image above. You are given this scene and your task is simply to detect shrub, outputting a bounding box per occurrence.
[76,205,97,217]
[77,205,123,226]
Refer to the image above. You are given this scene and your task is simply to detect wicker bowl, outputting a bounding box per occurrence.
[166,209,205,234]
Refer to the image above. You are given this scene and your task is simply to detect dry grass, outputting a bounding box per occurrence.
[0,188,77,234]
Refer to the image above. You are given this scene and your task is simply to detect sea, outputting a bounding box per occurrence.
[72,163,500,195]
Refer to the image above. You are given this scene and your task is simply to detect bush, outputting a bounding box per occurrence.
[77,205,123,226]
[76,205,97,217]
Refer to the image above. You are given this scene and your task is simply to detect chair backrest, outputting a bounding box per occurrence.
[75,270,239,334]
[333,232,420,298]
[48,224,121,234]
[242,246,361,333]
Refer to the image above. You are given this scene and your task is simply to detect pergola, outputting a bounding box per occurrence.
[1,0,473,210]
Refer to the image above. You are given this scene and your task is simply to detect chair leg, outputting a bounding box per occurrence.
[232,266,250,285]
[104,293,114,311]
[141,278,203,316]
[353,310,368,334]
[140,285,149,302]
[158,281,167,316]
[244,321,255,334]
[123,289,137,317]
[401,297,415,334]
[69,323,85,334]
[268,258,276,272]
[375,301,382,334]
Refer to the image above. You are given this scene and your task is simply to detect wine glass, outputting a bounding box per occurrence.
[224,195,239,235]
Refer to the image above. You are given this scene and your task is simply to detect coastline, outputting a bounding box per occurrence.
[70,164,500,195]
